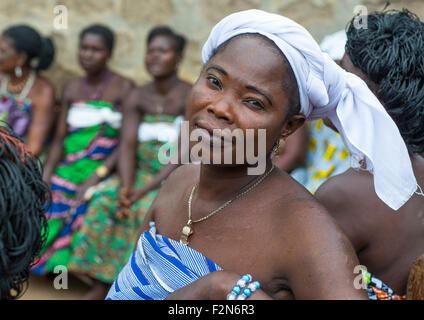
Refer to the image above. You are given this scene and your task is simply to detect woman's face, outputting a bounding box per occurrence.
[185,35,303,165]
[78,33,110,74]
[0,35,24,74]
[145,35,180,79]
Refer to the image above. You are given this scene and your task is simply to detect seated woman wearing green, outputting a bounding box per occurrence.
[68,26,192,299]
[106,10,419,300]
[0,25,55,158]
[31,24,134,274]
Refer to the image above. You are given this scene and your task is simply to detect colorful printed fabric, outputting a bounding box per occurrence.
[31,101,120,274]
[291,119,350,193]
[362,269,406,300]
[68,114,180,284]
[106,221,222,300]
[0,91,32,138]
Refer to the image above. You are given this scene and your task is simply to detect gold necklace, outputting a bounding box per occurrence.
[6,72,31,94]
[180,165,275,245]
[3,71,36,100]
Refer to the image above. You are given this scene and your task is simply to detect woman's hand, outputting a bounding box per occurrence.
[128,185,150,204]
[75,174,100,204]
[165,271,272,300]
[116,186,133,220]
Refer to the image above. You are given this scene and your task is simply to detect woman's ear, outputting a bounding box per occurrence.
[16,52,28,68]
[281,114,306,139]
[175,52,183,69]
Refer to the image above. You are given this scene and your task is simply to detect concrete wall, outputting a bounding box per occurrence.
[2,0,424,95]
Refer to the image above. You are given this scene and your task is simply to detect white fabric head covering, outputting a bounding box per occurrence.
[201,9,418,210]
[319,29,347,61]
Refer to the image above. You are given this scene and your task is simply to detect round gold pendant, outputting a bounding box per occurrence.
[180,224,194,245]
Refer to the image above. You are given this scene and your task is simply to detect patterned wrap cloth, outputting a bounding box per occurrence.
[0,91,32,138]
[32,101,120,274]
[106,222,222,300]
[68,114,182,283]
[291,119,350,194]
[362,269,406,300]
[107,223,404,300]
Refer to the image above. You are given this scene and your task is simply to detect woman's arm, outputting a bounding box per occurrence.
[118,89,142,190]
[284,200,368,299]
[166,271,272,300]
[74,147,120,203]
[42,82,72,183]
[129,163,179,203]
[26,80,56,157]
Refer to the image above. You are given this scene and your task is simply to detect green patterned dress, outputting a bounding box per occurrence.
[68,114,181,283]
[31,101,121,274]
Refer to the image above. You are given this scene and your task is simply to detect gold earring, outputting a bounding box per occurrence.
[272,139,281,158]
[281,130,290,139]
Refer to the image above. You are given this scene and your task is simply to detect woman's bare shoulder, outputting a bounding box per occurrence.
[111,71,135,88]
[266,168,343,238]
[162,164,198,189]
[153,164,198,203]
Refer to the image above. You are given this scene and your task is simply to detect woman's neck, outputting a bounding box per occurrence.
[195,159,274,203]
[9,65,31,85]
[153,71,179,96]
[85,67,110,85]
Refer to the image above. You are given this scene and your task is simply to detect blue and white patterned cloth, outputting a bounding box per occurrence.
[106,221,222,300]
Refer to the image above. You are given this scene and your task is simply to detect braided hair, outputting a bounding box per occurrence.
[346,9,424,153]
[0,124,50,300]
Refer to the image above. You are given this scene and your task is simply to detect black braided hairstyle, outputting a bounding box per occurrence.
[346,9,424,153]
[0,124,50,300]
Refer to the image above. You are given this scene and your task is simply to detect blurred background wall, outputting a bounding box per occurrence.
[1,0,423,96]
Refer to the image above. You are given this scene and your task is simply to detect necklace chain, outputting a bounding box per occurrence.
[3,71,36,99]
[180,165,275,244]
[188,164,275,224]
[83,69,111,100]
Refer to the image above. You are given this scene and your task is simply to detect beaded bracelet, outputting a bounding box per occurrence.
[226,274,260,300]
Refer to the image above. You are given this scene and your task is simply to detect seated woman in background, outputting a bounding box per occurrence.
[315,9,424,300]
[0,25,55,158]
[31,24,134,275]
[68,26,191,300]
[106,10,419,300]
[0,124,50,300]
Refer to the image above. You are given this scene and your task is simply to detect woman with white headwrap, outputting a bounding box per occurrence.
[106,9,419,300]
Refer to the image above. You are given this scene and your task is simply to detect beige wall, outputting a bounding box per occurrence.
[1,0,424,96]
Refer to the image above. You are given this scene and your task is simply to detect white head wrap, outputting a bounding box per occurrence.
[201,9,419,210]
[319,29,347,61]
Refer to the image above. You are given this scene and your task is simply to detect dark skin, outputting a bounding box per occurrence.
[42,33,134,202]
[0,35,55,157]
[134,36,367,300]
[315,53,424,296]
[117,34,192,218]
[81,33,191,300]
[272,123,308,173]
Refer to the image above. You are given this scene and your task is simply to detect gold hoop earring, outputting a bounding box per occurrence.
[272,139,281,158]
[281,130,291,139]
